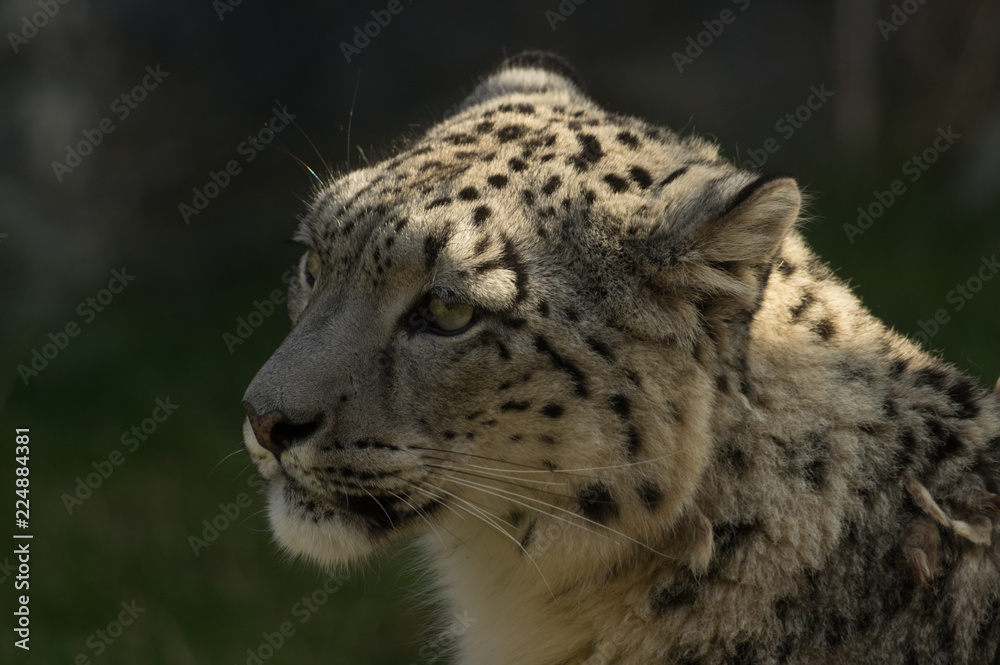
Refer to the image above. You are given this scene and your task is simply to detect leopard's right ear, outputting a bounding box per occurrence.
[458,50,588,111]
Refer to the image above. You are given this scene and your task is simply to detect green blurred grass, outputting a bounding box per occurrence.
[1,173,997,665]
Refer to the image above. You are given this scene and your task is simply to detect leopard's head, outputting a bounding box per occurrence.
[241,52,800,568]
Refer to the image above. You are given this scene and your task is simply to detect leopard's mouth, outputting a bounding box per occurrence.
[281,476,444,535]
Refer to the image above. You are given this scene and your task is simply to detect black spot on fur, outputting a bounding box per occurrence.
[541,175,561,195]
[712,520,760,569]
[626,424,642,457]
[915,366,949,391]
[790,291,815,321]
[628,166,653,189]
[458,186,479,201]
[447,133,477,145]
[508,157,527,172]
[638,481,663,511]
[651,571,699,614]
[497,124,527,142]
[609,394,631,417]
[925,416,964,465]
[882,399,898,419]
[500,401,530,412]
[487,174,508,189]
[542,404,564,418]
[890,358,909,377]
[723,444,749,475]
[802,453,827,490]
[660,166,689,187]
[519,520,536,550]
[472,205,492,225]
[475,121,494,134]
[522,189,535,206]
[426,197,451,209]
[603,173,629,192]
[578,483,618,523]
[423,231,448,271]
[569,133,603,172]
[534,335,589,397]
[811,318,836,341]
[473,235,491,255]
[946,379,981,419]
[824,611,850,648]
[585,337,615,361]
[616,130,640,148]
[495,341,511,361]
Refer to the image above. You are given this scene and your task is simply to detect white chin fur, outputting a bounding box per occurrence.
[266,482,375,565]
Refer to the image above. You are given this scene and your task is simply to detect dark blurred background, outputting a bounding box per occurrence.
[1,1,998,663]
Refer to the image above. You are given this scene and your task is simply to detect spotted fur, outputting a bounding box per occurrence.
[241,52,1000,665]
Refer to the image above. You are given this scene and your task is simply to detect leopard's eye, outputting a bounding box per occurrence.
[425,294,475,333]
[303,249,321,288]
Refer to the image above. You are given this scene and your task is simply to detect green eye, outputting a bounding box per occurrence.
[426,294,475,333]
[303,249,321,287]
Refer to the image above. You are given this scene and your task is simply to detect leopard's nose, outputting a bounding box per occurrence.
[242,401,321,458]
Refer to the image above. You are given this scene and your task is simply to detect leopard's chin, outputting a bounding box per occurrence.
[265,479,443,565]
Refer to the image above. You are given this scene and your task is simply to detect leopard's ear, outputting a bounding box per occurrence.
[643,173,801,298]
[658,173,801,265]
[458,50,588,110]
[611,172,801,343]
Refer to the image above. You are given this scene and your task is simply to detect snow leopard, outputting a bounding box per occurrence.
[240,52,1000,664]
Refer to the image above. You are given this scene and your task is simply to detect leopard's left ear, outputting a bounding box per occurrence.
[612,173,800,341]
[458,50,589,111]
[641,173,801,298]
[660,173,801,266]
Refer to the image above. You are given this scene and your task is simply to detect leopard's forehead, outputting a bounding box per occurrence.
[297,85,731,284]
